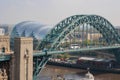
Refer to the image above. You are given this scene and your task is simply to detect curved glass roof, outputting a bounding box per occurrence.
[11,21,52,40]
[10,21,52,50]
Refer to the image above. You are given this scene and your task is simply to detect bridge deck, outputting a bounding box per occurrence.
[1,46,120,61]
[33,46,120,56]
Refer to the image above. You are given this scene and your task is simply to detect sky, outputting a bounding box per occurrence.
[0,0,120,26]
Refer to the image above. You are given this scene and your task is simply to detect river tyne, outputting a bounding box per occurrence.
[38,65,120,80]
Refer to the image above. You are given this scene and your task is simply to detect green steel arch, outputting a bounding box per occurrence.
[39,15,120,50]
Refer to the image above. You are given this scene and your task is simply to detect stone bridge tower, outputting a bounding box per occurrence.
[0,35,10,53]
[14,37,33,80]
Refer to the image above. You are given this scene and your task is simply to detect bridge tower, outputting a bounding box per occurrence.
[14,37,33,80]
[0,35,10,80]
[0,35,10,53]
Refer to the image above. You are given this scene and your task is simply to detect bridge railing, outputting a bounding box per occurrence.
[0,52,11,61]
[33,45,120,57]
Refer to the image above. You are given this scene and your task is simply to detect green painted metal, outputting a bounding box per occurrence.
[34,45,120,57]
[33,50,51,80]
[33,15,120,80]
[0,54,11,61]
[39,15,120,51]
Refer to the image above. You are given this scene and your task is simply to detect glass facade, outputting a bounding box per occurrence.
[10,21,52,50]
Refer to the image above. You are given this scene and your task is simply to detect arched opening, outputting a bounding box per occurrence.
[39,15,120,51]
[2,47,5,53]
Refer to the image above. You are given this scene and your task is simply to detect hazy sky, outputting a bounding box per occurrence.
[0,0,120,26]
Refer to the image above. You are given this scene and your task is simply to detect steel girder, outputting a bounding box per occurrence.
[39,15,86,50]
[39,15,120,50]
[33,55,50,80]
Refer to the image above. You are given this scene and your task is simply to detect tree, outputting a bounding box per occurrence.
[83,40,91,45]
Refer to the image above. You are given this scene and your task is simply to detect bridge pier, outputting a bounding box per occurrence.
[10,54,15,80]
[0,35,10,80]
[0,68,8,80]
[13,37,33,80]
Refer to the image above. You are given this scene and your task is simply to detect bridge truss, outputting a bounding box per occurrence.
[32,15,120,80]
[39,15,120,50]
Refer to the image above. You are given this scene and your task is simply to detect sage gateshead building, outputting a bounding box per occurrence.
[10,21,52,50]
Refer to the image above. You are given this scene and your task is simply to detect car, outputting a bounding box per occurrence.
[70,44,80,49]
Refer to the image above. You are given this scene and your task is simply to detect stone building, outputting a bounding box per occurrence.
[0,35,10,53]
